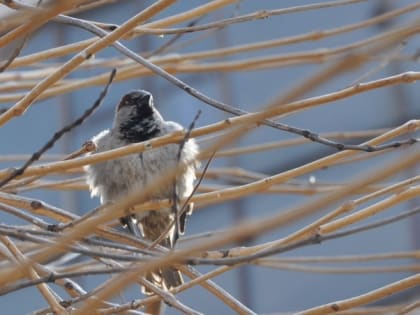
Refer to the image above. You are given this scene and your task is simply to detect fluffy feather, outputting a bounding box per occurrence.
[85,90,199,291]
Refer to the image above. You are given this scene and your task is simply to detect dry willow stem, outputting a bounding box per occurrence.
[215,128,390,157]
[98,265,250,315]
[128,0,369,37]
[132,119,417,217]
[199,121,420,257]
[0,0,178,126]
[0,2,418,104]
[396,300,420,315]
[7,56,413,309]
[0,136,414,314]
[262,251,420,263]
[0,115,414,258]
[66,149,420,314]
[0,128,391,162]
[0,235,66,314]
[297,274,420,315]
[0,191,255,313]
[0,0,239,109]
[319,185,420,234]
[0,65,417,276]
[253,262,420,274]
[1,45,417,103]
[2,0,366,70]
[0,79,418,182]
[0,1,405,71]
[200,172,420,259]
[12,178,385,195]
[0,0,87,45]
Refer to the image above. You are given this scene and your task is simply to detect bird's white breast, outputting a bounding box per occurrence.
[85,122,198,211]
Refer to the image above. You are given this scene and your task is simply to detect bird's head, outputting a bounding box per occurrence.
[116,90,155,117]
[113,90,163,142]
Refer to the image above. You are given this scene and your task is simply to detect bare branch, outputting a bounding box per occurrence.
[0,69,116,188]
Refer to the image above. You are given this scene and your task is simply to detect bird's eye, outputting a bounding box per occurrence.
[143,94,151,105]
[117,95,132,111]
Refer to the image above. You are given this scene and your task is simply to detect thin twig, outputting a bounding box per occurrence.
[0,36,28,72]
[145,17,204,57]
[172,109,202,241]
[3,140,96,192]
[395,300,420,315]
[0,69,116,188]
[149,149,215,249]
[297,274,420,315]
[23,7,418,154]
[52,150,419,313]
[0,235,67,314]
[193,205,420,266]
[138,278,203,315]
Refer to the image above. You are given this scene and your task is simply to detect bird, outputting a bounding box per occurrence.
[85,89,199,294]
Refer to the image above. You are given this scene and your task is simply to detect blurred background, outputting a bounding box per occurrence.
[0,0,419,314]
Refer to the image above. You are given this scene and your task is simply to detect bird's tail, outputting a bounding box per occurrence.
[152,237,183,291]
[123,214,183,294]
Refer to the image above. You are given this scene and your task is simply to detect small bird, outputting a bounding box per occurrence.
[85,90,199,293]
